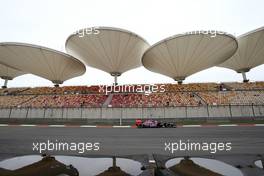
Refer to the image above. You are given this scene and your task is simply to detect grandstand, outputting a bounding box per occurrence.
[0,82,263,122]
[0,82,263,108]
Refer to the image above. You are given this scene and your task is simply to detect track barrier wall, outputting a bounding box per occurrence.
[0,105,263,120]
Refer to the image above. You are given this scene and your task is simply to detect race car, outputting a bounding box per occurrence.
[135,119,175,128]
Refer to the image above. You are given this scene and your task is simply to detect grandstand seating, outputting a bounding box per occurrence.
[16,86,101,95]
[0,95,35,108]
[110,92,200,107]
[197,90,264,105]
[164,83,220,92]
[0,82,263,108]
[22,94,107,108]
[0,87,28,95]
[224,82,264,90]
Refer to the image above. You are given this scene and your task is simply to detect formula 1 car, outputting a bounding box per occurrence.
[135,119,175,128]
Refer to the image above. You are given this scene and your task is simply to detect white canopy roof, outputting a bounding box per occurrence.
[142,32,238,82]
[0,42,86,85]
[219,26,264,73]
[0,63,25,80]
[65,27,150,76]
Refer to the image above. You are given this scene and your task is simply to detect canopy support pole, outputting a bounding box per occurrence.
[114,75,118,86]
[113,156,116,168]
[177,80,183,85]
[2,79,8,89]
[173,77,185,85]
[242,72,249,82]
[52,80,63,87]
[110,72,121,86]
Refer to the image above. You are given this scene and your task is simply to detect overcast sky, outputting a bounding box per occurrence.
[0,0,263,87]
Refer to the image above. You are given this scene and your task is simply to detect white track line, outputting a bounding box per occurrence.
[182,125,201,127]
[80,125,97,128]
[20,124,36,127]
[0,124,8,127]
[48,125,65,127]
[218,124,238,127]
[254,124,264,126]
[113,126,131,128]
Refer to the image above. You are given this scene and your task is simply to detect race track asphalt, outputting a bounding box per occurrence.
[0,126,263,160]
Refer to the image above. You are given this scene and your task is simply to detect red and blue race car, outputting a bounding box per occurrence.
[135,119,175,128]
